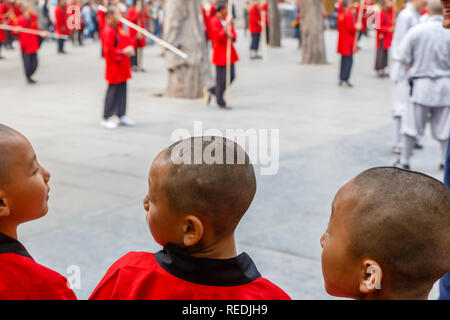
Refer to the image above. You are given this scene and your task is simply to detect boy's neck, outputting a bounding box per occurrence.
[188,233,237,260]
[0,222,18,240]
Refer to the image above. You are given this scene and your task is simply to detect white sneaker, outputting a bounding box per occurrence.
[101,119,118,129]
[119,116,135,126]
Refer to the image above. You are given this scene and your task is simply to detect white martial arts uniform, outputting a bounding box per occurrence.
[390,3,421,148]
[397,15,450,166]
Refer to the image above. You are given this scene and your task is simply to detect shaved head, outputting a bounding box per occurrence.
[0,124,23,187]
[428,0,443,14]
[347,167,450,295]
[156,136,257,238]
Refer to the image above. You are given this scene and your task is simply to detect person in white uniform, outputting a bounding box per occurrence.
[390,0,428,154]
[395,0,450,170]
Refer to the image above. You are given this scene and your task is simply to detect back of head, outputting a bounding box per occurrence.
[160,136,256,239]
[349,167,450,295]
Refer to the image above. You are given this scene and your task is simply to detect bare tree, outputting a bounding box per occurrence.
[163,0,212,98]
[299,0,327,64]
[267,0,281,47]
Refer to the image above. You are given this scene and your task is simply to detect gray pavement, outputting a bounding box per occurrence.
[0,29,443,299]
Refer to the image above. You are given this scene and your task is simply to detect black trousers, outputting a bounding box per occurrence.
[339,54,353,82]
[57,38,65,52]
[375,44,388,71]
[208,64,236,107]
[104,82,127,119]
[250,32,260,51]
[130,54,137,67]
[21,52,38,79]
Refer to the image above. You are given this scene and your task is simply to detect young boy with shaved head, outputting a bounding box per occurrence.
[0,123,77,299]
[90,136,290,300]
[321,167,450,300]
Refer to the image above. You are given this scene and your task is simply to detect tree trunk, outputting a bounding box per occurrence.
[163,0,212,99]
[299,0,327,64]
[268,0,281,47]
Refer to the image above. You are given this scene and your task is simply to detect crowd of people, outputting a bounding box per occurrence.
[0,0,449,300]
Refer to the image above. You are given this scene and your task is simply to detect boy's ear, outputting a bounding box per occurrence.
[359,259,383,294]
[182,215,204,248]
[0,192,10,218]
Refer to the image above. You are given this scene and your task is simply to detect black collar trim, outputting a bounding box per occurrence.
[154,244,261,287]
[0,232,33,260]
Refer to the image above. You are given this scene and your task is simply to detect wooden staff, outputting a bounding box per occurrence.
[353,0,365,53]
[0,24,69,39]
[225,0,234,106]
[98,5,188,60]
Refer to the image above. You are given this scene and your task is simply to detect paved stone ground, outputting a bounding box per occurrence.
[0,29,443,299]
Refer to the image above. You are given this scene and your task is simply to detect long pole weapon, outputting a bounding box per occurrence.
[0,24,69,39]
[98,4,187,60]
[225,0,234,107]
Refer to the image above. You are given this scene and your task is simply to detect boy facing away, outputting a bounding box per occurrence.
[0,124,76,300]
[90,136,290,300]
[321,167,449,299]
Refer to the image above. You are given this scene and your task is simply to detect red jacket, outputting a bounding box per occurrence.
[97,8,105,34]
[248,5,261,34]
[0,233,77,300]
[337,9,356,56]
[89,245,291,300]
[15,13,40,54]
[376,8,393,50]
[54,5,69,35]
[102,23,132,84]
[210,15,238,66]
[126,7,146,48]
[0,2,21,42]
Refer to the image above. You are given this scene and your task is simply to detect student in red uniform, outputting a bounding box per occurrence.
[89,136,291,300]
[321,167,450,300]
[375,0,394,78]
[0,0,21,50]
[101,5,135,129]
[0,124,77,300]
[337,0,359,88]
[54,0,69,53]
[14,1,47,84]
[203,1,238,109]
[126,0,146,72]
[248,0,262,59]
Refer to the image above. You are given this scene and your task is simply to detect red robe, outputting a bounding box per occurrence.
[89,245,291,300]
[337,9,356,56]
[54,5,69,35]
[376,8,393,50]
[209,15,239,67]
[0,233,77,300]
[102,23,132,84]
[15,13,40,54]
[126,7,146,49]
[248,5,261,34]
[0,2,21,42]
